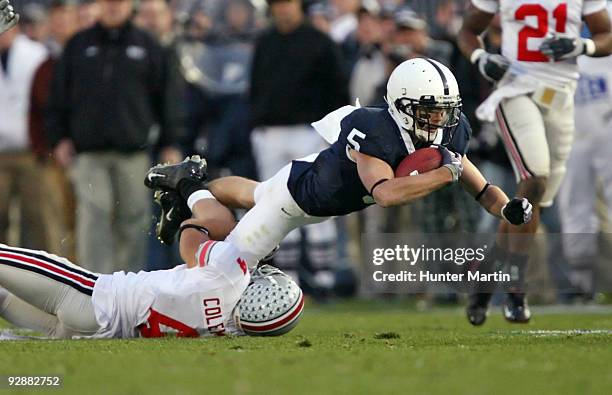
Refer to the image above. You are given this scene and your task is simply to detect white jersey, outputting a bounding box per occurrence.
[575,54,612,138]
[472,0,607,84]
[89,241,250,339]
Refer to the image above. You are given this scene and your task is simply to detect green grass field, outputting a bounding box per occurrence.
[1,301,611,395]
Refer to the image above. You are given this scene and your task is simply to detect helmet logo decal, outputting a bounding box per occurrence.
[236,257,247,275]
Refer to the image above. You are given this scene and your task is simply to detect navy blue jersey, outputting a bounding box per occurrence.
[287,107,472,217]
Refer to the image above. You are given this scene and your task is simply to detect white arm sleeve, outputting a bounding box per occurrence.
[471,0,499,14]
[583,0,607,16]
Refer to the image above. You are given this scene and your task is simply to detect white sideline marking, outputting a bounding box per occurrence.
[508,329,612,337]
[0,329,47,341]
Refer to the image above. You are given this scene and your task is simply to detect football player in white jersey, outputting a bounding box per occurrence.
[0,0,18,35]
[0,196,304,339]
[458,0,612,325]
[559,34,612,299]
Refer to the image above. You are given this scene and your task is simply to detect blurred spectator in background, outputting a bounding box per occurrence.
[204,0,256,177]
[0,24,48,249]
[20,3,48,42]
[134,0,175,46]
[308,2,332,35]
[329,0,358,43]
[29,0,79,259]
[219,0,257,42]
[250,0,349,295]
[77,0,99,30]
[428,0,462,43]
[347,0,385,106]
[392,7,452,67]
[378,1,397,41]
[135,0,187,271]
[46,0,183,274]
[180,0,256,179]
[185,3,217,42]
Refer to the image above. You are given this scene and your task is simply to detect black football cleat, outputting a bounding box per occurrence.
[466,292,492,326]
[145,155,207,191]
[153,190,192,245]
[503,293,531,323]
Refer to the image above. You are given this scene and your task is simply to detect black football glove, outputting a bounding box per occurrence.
[471,49,510,83]
[501,198,533,225]
[0,0,18,35]
[539,34,595,61]
[437,146,463,182]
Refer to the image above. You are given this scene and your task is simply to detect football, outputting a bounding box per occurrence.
[394,147,443,177]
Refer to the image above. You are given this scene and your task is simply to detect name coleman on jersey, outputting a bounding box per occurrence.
[203,297,227,336]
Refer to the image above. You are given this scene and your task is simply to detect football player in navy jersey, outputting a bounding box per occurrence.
[145,58,533,278]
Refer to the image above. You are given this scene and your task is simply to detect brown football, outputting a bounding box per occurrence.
[394,147,443,177]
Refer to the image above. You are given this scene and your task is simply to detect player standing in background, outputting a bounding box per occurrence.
[458,0,612,325]
[0,0,18,35]
[559,16,612,299]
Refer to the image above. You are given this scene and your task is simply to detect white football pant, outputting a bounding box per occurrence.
[495,94,575,207]
[250,125,338,278]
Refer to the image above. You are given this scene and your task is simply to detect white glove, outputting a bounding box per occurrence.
[0,0,18,35]
[438,146,463,183]
[539,33,596,60]
[471,48,510,83]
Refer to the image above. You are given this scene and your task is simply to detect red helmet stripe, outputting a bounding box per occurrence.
[241,293,304,333]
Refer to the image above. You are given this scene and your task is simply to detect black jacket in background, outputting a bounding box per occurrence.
[46,21,183,153]
[249,23,349,128]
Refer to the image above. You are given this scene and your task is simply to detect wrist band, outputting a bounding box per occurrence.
[475,182,491,201]
[179,224,210,240]
[584,38,596,56]
[470,48,486,64]
[370,178,389,196]
[187,189,215,211]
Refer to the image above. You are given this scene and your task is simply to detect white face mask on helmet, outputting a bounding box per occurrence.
[385,58,462,144]
[235,265,304,336]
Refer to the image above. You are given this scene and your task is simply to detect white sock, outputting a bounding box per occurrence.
[187,190,216,212]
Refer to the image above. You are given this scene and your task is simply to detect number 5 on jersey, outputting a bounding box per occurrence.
[346,128,366,161]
